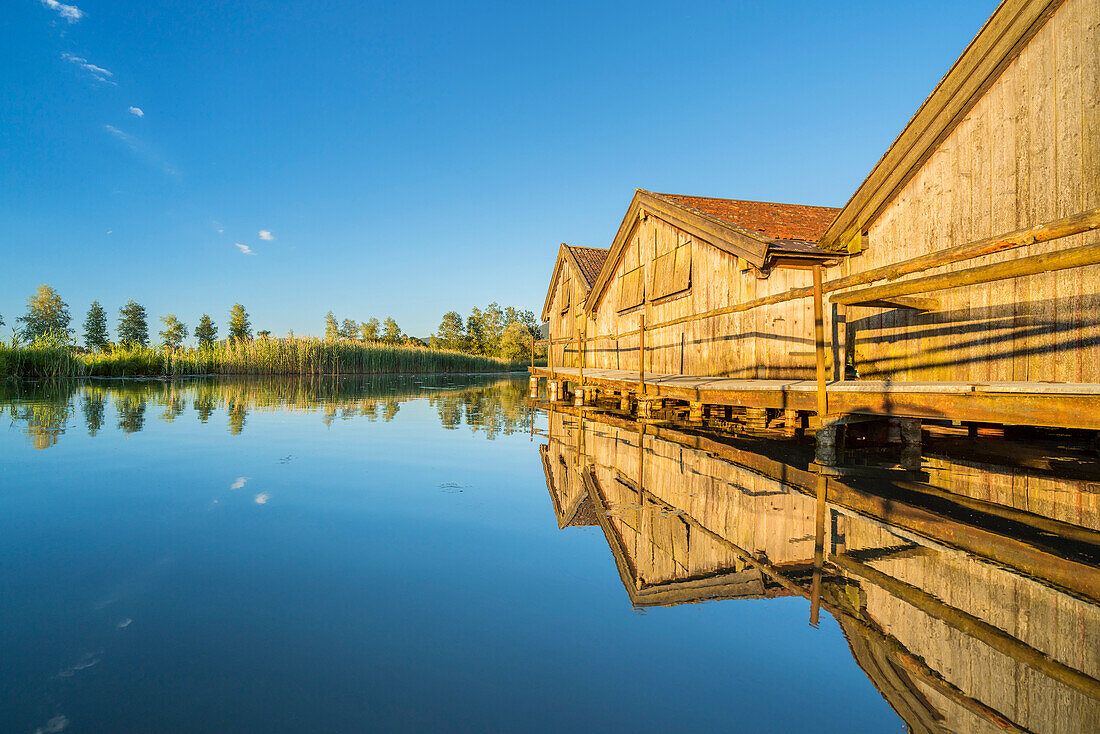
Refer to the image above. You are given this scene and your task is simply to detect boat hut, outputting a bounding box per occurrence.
[579,190,842,378]
[819,0,1100,383]
[541,243,610,369]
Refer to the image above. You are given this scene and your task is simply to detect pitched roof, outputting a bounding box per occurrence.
[565,245,610,289]
[654,193,840,244]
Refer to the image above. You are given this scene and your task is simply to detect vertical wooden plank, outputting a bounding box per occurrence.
[1081,0,1100,382]
[1053,0,1085,382]
[989,64,1019,383]
[1026,25,1057,382]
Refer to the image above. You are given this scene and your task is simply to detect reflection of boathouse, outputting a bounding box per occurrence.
[539,406,1100,733]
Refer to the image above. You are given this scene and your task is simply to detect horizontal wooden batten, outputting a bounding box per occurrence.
[832,241,1100,306]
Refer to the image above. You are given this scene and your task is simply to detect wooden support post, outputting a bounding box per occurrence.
[810,475,827,627]
[638,315,646,397]
[813,265,828,418]
[548,334,555,380]
[689,402,704,423]
[530,334,535,370]
[783,409,799,438]
[576,325,585,385]
[528,376,539,400]
[815,425,838,466]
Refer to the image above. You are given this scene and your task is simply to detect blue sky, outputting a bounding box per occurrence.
[1,0,998,340]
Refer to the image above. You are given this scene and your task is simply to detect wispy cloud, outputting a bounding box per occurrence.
[40,0,83,23]
[62,52,115,84]
[254,493,269,504]
[128,106,144,117]
[258,230,274,241]
[230,477,248,490]
[104,124,179,176]
[235,243,255,255]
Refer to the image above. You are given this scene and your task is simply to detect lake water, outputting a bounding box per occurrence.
[1,375,1097,733]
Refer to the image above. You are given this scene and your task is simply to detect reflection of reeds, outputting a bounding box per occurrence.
[1,338,525,379]
[0,375,532,446]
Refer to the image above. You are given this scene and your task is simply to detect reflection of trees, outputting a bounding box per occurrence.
[115,393,147,434]
[0,374,530,447]
[0,382,76,449]
[82,388,106,436]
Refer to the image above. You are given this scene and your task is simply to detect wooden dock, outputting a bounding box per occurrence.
[530,366,1100,431]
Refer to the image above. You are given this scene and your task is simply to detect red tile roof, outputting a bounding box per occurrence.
[566,245,610,289]
[655,193,840,243]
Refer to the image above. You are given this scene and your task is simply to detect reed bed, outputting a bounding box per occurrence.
[1,337,526,380]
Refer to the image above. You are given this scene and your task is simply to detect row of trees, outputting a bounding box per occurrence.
[322,313,418,345]
[431,303,540,360]
[6,285,257,350]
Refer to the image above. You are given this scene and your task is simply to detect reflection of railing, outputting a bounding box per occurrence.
[535,207,1100,415]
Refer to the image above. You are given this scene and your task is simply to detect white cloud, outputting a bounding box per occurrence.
[230,476,248,490]
[40,0,83,23]
[62,53,115,84]
[254,493,269,504]
[235,243,255,255]
[258,230,274,241]
[128,106,144,117]
[218,228,224,233]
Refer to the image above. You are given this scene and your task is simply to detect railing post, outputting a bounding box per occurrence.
[577,327,584,388]
[530,334,535,370]
[813,265,828,418]
[638,315,646,397]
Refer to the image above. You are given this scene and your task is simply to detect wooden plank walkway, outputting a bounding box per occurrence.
[530,366,1100,430]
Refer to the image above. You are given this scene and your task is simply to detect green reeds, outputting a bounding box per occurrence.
[0,337,526,380]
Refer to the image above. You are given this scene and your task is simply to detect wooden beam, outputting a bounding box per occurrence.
[813,265,829,417]
[847,296,940,311]
[833,241,1100,306]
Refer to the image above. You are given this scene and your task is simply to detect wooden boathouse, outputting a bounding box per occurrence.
[541,244,610,371]
[531,0,1100,455]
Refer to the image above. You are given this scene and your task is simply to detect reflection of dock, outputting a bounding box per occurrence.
[539,405,1100,734]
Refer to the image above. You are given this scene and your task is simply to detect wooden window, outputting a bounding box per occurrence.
[650,241,691,300]
[559,275,571,314]
[618,265,645,311]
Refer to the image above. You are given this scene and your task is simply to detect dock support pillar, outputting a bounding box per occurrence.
[900,418,922,469]
[815,425,839,466]
[689,402,704,423]
[529,376,539,400]
[744,407,768,432]
[783,410,799,438]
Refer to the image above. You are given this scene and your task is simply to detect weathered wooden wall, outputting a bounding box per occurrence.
[842,0,1100,382]
[545,261,585,369]
[843,516,1100,734]
[586,215,839,378]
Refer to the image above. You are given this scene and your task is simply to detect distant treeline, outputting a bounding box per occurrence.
[318,303,543,361]
[0,285,533,379]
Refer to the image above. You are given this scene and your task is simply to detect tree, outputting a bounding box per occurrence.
[194,314,218,348]
[17,284,71,341]
[435,311,465,350]
[340,318,359,341]
[324,311,340,341]
[228,303,251,341]
[159,314,188,348]
[500,322,533,361]
[360,318,379,341]
[465,314,485,355]
[382,317,401,343]
[257,329,272,340]
[83,301,110,352]
[117,300,149,347]
[479,302,505,356]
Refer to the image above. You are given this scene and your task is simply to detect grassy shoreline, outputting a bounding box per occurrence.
[0,336,530,380]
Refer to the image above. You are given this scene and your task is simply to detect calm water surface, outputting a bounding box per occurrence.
[1,376,1097,733]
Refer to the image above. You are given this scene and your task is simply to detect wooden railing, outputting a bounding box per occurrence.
[533,207,1100,414]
